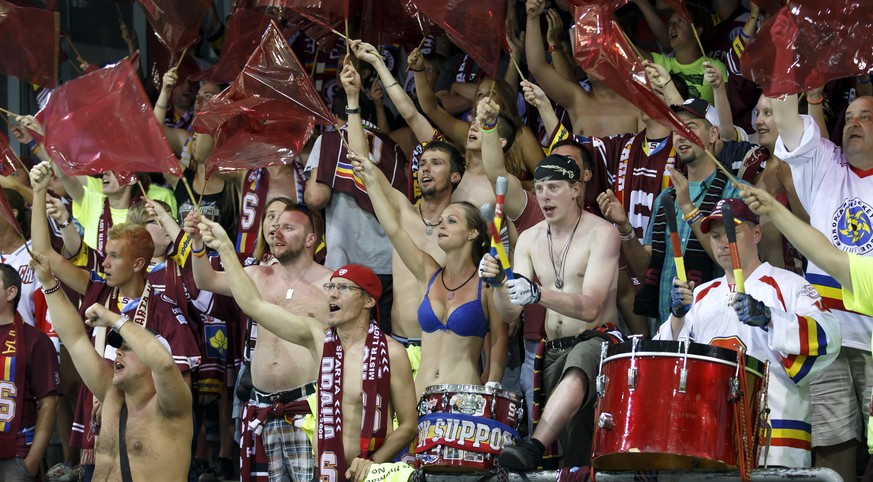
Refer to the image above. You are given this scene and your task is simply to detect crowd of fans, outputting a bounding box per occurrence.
[2,0,873,481]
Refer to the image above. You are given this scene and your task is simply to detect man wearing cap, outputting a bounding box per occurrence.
[197,217,418,482]
[481,154,621,469]
[656,198,841,467]
[29,251,193,481]
[187,202,332,482]
[605,99,748,326]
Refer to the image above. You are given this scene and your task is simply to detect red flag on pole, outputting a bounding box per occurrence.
[191,9,273,83]
[137,0,212,52]
[34,58,182,177]
[741,2,873,97]
[0,0,59,87]
[0,186,24,240]
[408,0,506,78]
[572,4,703,147]
[195,21,334,128]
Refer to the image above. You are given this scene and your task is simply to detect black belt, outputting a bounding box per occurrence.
[546,334,585,351]
[391,334,422,347]
[250,382,317,404]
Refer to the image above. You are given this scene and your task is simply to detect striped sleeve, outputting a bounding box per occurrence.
[767,275,841,385]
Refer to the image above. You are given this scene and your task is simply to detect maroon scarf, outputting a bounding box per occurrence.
[0,313,27,458]
[318,322,391,482]
[96,192,143,255]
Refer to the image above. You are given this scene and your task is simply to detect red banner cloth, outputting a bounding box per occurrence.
[572,4,703,147]
[741,2,873,97]
[137,0,212,52]
[34,58,181,177]
[191,9,273,83]
[0,0,59,87]
[195,21,334,128]
[408,0,506,78]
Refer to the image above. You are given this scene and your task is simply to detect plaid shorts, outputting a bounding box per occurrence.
[241,400,314,482]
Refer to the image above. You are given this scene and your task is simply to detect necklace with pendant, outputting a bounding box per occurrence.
[440,268,477,300]
[547,214,582,290]
[419,204,440,235]
[279,264,313,300]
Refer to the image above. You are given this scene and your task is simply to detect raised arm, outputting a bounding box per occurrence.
[45,193,82,257]
[29,162,90,294]
[154,68,189,157]
[413,53,469,145]
[630,0,670,50]
[30,252,113,400]
[198,217,318,348]
[740,184,851,290]
[351,152,436,282]
[85,303,192,416]
[352,41,435,142]
[544,9,575,82]
[477,97,528,219]
[771,94,805,152]
[524,0,587,114]
[146,199,182,241]
[185,211,232,295]
[704,61,739,141]
[340,58,370,159]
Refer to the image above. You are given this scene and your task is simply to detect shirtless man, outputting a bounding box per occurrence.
[188,202,332,481]
[31,252,192,482]
[198,218,418,482]
[480,154,620,469]
[525,0,643,137]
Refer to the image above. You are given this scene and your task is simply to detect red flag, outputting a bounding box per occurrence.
[0,0,59,87]
[572,4,703,146]
[195,21,334,128]
[741,2,873,97]
[137,0,212,52]
[361,0,427,47]
[408,0,506,78]
[191,9,272,83]
[0,132,18,177]
[34,58,182,177]
[204,100,315,176]
[0,186,24,240]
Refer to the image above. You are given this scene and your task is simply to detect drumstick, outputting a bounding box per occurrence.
[480,203,514,281]
[722,203,746,293]
[494,176,508,232]
[661,196,687,282]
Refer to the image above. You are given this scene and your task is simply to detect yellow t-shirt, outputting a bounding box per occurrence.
[842,254,873,454]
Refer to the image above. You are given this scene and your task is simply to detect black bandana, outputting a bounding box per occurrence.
[534,155,580,182]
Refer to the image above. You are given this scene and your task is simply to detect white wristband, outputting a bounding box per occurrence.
[113,314,130,332]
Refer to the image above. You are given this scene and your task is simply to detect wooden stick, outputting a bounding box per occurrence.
[137,180,150,201]
[330,27,351,42]
[177,160,198,206]
[705,150,741,186]
[690,22,708,61]
[64,35,86,64]
[510,56,526,82]
[0,107,18,118]
[174,46,189,70]
[20,234,33,258]
[309,49,320,79]
[114,2,124,22]
[619,28,645,64]
[66,58,83,73]
[344,18,350,57]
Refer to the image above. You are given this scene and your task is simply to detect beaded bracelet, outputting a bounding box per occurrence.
[43,279,62,295]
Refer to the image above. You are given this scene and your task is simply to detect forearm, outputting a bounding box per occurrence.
[713,85,738,141]
[0,175,33,204]
[537,102,561,139]
[549,49,575,82]
[191,246,230,295]
[806,97,828,140]
[375,62,433,141]
[493,286,523,321]
[59,223,83,258]
[772,94,805,151]
[538,288,605,322]
[487,332,507,383]
[154,89,171,124]
[361,168,402,237]
[669,314,685,340]
[769,203,851,288]
[633,0,670,50]
[373,424,416,463]
[116,317,178,373]
[616,224,651,279]
[525,14,548,72]
[55,168,84,203]
[26,396,58,466]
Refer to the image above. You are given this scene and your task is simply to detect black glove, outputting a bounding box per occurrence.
[670,284,690,318]
[734,293,771,327]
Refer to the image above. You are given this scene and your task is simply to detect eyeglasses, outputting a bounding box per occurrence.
[322,283,365,294]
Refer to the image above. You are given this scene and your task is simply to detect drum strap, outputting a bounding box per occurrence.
[119,403,133,482]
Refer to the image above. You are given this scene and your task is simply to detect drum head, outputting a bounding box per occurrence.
[605,340,766,375]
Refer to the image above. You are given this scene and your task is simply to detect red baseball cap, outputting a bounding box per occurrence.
[700,198,760,234]
[331,264,382,320]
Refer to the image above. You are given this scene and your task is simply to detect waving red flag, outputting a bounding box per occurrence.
[137,0,212,52]
[195,21,334,128]
[741,2,873,97]
[34,58,181,177]
[409,0,506,78]
[0,132,18,177]
[0,0,59,87]
[572,4,702,146]
[191,9,272,83]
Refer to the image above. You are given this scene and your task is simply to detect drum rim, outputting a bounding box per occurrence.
[423,384,522,401]
[604,340,766,374]
[602,352,765,378]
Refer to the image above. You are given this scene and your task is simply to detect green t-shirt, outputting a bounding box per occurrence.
[651,53,728,104]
